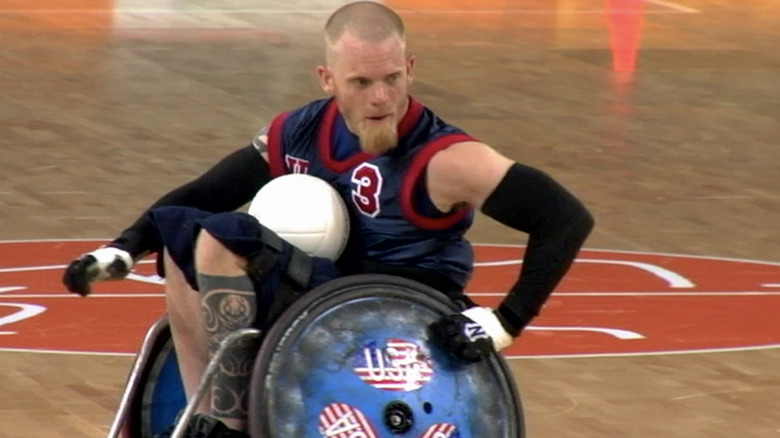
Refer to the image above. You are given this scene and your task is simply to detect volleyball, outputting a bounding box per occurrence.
[248,173,350,261]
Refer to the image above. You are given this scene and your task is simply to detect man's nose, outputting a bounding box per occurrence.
[371,83,390,104]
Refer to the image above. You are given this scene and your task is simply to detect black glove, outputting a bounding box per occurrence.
[63,246,134,296]
[429,307,515,362]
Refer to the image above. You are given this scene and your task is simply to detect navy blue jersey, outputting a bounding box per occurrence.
[265,97,477,288]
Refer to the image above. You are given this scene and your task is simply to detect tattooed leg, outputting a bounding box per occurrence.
[163,250,210,414]
[197,273,259,432]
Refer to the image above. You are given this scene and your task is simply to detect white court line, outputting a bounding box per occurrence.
[476,258,696,289]
[643,0,700,13]
[0,264,67,274]
[0,294,164,298]
[0,8,698,15]
[3,342,777,360]
[1,291,778,299]
[0,238,108,243]
[2,239,777,266]
[475,243,780,267]
[0,347,135,357]
[504,343,780,360]
[0,259,153,274]
[0,295,761,360]
[471,291,780,297]
[527,325,644,340]
[0,344,780,360]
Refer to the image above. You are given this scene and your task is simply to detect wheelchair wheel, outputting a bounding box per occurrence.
[248,274,525,438]
[127,321,187,438]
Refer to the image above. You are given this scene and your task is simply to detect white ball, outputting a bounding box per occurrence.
[248,174,350,261]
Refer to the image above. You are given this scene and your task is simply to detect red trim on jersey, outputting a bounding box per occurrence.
[401,133,477,230]
[318,100,373,174]
[398,97,424,138]
[267,111,291,177]
[319,97,425,174]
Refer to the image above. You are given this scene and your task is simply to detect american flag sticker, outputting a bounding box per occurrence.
[353,338,435,391]
[420,423,460,438]
[318,403,379,438]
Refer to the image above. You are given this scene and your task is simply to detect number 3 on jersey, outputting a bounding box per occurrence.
[351,163,383,218]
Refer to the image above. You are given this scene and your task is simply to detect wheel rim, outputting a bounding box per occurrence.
[130,326,187,438]
[249,274,524,438]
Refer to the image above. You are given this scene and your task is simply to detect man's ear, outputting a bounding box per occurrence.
[406,55,416,86]
[317,65,335,94]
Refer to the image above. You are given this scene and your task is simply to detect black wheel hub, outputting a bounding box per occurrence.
[384,400,414,434]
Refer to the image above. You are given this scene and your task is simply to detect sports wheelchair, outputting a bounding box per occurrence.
[108,274,525,437]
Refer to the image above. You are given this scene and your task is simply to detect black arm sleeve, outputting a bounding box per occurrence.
[481,163,594,335]
[108,145,272,258]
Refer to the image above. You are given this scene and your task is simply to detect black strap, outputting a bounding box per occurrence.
[246,230,314,329]
[245,247,279,286]
[286,246,313,290]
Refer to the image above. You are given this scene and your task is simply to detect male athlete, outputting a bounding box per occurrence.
[63,2,594,437]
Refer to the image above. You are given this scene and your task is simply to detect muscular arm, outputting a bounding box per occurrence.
[109,144,272,259]
[427,142,594,335]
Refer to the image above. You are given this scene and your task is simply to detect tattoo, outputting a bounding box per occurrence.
[210,335,259,419]
[201,287,258,419]
[203,290,255,343]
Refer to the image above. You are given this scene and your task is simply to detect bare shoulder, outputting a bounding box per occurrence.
[427,141,514,211]
[428,141,511,173]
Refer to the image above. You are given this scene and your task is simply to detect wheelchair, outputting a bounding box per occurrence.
[107,274,525,437]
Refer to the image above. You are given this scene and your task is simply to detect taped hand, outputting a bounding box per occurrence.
[62,246,134,296]
[429,307,515,362]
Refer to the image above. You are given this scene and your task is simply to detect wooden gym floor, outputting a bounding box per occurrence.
[1,0,778,437]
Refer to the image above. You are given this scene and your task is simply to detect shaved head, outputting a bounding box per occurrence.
[324,1,405,62]
[317,2,414,155]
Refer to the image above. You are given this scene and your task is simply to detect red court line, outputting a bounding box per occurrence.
[2,240,779,357]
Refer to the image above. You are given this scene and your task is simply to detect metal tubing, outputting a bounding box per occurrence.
[170,328,261,438]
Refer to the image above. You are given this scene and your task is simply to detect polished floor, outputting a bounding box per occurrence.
[1,0,779,437]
